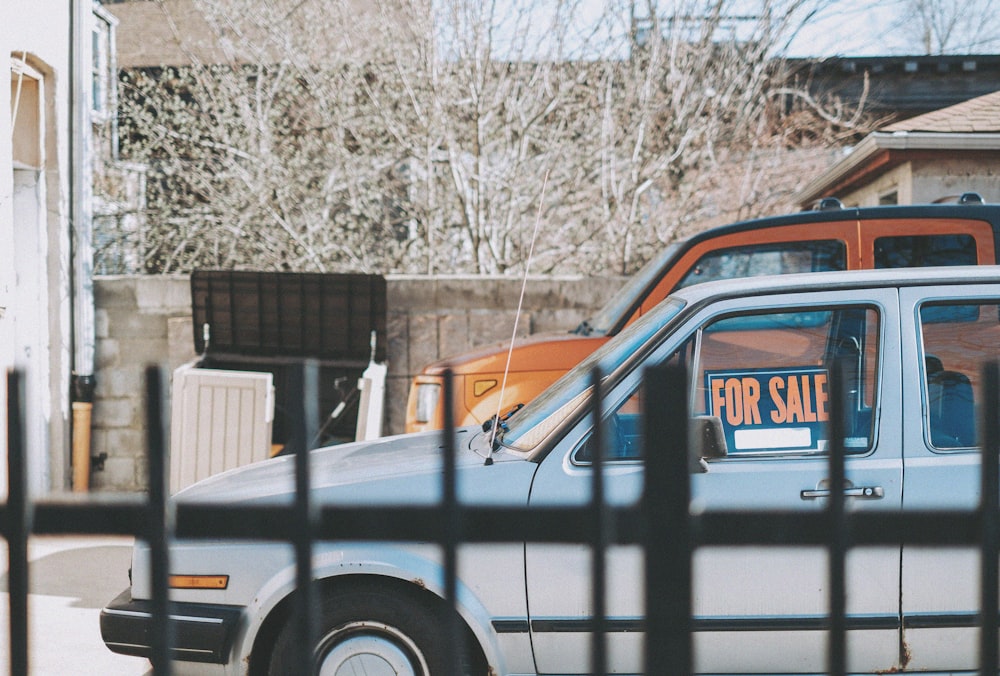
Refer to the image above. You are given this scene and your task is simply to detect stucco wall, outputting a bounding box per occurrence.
[839,159,1000,206]
[3,1,79,495]
[90,274,622,492]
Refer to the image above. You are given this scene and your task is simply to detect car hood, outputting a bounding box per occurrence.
[420,330,607,375]
[173,428,538,507]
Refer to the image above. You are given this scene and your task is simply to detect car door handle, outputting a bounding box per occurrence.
[800,486,884,500]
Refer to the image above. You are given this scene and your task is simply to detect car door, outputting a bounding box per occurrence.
[898,284,1000,671]
[525,288,903,674]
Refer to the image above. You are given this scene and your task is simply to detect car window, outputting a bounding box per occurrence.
[502,298,687,452]
[582,243,682,335]
[577,305,879,463]
[919,301,1000,450]
[875,234,977,268]
[675,240,846,290]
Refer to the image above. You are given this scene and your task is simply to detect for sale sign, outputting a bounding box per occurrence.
[705,367,830,453]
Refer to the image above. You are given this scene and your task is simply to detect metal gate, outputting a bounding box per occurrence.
[3,361,1000,675]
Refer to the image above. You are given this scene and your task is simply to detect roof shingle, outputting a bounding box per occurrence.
[884,89,1000,133]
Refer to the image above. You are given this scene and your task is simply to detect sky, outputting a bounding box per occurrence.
[454,0,998,64]
[485,0,926,63]
[783,0,911,57]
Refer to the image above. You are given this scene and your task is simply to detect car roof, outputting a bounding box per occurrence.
[668,265,1000,307]
[688,202,1000,244]
[595,201,1000,336]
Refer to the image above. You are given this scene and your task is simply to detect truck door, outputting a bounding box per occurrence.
[526,289,903,673]
[898,285,1000,671]
[861,217,996,269]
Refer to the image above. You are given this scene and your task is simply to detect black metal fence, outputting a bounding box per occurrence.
[3,361,1000,675]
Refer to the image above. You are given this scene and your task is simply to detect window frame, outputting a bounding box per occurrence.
[571,300,884,466]
[917,298,1000,453]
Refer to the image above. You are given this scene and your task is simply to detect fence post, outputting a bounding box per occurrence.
[643,363,691,675]
[980,361,999,675]
[145,366,174,675]
[590,368,608,676]
[442,368,463,675]
[288,361,319,675]
[7,370,30,676]
[827,360,849,676]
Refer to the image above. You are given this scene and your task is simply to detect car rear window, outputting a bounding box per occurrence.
[875,234,977,268]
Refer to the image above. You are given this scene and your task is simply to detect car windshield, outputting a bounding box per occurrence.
[576,243,682,336]
[502,296,687,452]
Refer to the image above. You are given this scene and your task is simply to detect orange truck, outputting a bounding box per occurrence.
[405,195,1000,433]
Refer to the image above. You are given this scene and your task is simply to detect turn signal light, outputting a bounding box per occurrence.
[169,575,229,590]
[474,379,498,397]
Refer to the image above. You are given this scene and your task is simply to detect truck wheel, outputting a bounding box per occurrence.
[267,583,484,676]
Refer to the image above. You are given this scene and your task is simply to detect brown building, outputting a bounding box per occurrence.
[797,89,1000,207]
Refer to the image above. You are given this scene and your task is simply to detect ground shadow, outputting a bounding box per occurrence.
[0,545,133,609]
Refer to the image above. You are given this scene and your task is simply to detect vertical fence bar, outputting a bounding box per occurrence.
[146,366,173,675]
[827,359,848,676]
[7,370,30,676]
[589,368,607,676]
[442,368,462,675]
[980,361,999,675]
[289,361,319,676]
[643,363,691,676]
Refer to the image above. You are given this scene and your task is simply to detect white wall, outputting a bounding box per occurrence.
[838,158,1000,207]
[2,0,79,495]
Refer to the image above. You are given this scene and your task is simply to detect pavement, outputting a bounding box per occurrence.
[0,535,151,675]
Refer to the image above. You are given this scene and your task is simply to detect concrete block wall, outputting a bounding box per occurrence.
[91,274,623,492]
[91,276,195,491]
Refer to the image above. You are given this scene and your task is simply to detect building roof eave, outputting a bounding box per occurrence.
[795,131,1000,207]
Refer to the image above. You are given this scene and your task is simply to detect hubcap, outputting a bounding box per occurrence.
[316,622,428,676]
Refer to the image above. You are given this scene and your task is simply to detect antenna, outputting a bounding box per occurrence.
[487,171,550,461]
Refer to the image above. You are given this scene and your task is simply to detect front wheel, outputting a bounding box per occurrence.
[267,583,486,676]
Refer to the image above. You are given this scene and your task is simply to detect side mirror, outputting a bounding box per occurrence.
[689,415,727,473]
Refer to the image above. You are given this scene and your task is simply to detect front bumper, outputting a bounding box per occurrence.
[100,588,244,664]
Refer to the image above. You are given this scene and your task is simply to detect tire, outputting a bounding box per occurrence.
[267,582,486,676]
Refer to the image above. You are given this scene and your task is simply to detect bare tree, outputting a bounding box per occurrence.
[902,0,1000,54]
[107,0,859,276]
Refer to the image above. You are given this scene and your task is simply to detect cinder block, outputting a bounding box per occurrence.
[436,277,504,310]
[95,338,120,369]
[95,308,110,339]
[92,397,140,428]
[90,456,139,493]
[135,276,191,312]
[93,278,138,309]
[167,316,197,369]
[438,313,471,360]
[407,314,440,373]
[386,313,409,376]
[387,278,439,312]
[116,337,170,366]
[105,311,167,340]
[533,309,589,334]
[94,366,143,399]
[103,428,146,456]
[385,376,411,435]
[468,309,527,349]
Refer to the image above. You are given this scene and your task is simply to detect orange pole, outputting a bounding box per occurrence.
[72,401,92,492]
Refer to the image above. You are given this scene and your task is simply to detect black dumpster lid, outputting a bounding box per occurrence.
[190,270,387,363]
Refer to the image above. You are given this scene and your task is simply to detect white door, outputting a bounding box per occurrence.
[11,167,50,496]
[526,290,903,673]
[9,63,51,495]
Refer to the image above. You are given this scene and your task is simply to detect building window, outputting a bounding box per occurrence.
[91,4,117,117]
[878,190,898,205]
[11,57,43,169]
